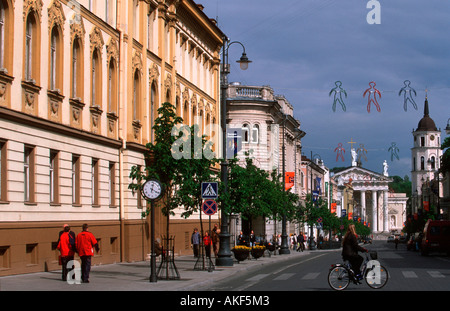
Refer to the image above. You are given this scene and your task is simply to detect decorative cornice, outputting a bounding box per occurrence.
[48,0,65,32]
[23,0,43,21]
[90,27,104,55]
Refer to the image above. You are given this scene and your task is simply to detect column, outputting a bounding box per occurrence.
[372,190,378,232]
[361,191,366,222]
[383,190,389,232]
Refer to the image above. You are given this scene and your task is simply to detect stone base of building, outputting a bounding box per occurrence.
[0,218,205,276]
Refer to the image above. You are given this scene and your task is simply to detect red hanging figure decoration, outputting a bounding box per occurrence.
[334,143,346,162]
[363,81,381,113]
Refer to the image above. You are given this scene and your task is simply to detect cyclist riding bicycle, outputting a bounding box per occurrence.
[342,224,368,280]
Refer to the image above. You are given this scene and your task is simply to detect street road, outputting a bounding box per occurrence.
[206,241,450,291]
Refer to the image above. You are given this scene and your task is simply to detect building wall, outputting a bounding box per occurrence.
[0,0,223,275]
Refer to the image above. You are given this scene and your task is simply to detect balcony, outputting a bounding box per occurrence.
[227,83,274,101]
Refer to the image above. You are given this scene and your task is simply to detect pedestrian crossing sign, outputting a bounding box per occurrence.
[202,182,218,199]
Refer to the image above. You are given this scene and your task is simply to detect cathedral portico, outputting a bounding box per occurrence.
[334,164,392,234]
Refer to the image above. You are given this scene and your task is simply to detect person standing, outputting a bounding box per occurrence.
[76,224,99,283]
[203,231,212,258]
[57,224,76,281]
[191,228,200,257]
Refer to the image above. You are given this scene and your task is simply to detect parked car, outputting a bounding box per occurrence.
[387,235,395,243]
[421,220,450,256]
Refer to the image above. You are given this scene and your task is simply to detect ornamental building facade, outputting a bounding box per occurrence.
[0,0,223,275]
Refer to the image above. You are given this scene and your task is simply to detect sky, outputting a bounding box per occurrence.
[202,0,450,178]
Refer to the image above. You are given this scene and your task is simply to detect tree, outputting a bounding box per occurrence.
[218,154,300,235]
[441,136,450,174]
[128,102,184,237]
[171,123,219,228]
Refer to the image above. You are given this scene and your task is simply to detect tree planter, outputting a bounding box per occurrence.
[232,247,251,262]
[251,247,265,259]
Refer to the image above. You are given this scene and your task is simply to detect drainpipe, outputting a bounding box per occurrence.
[116,0,125,263]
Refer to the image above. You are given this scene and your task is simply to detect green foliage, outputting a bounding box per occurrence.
[128,102,184,217]
[172,124,219,219]
[218,154,299,221]
[389,175,412,197]
[441,136,450,174]
[298,194,371,237]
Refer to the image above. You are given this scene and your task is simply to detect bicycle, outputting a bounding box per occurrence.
[328,251,388,290]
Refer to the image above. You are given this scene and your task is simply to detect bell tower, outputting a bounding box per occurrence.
[411,95,442,214]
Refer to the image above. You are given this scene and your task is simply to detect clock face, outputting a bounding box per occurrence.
[142,180,162,200]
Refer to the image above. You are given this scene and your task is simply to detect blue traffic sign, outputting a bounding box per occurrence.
[201,182,218,199]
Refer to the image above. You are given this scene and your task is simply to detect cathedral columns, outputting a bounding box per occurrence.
[383,190,389,232]
[372,190,378,232]
[361,190,366,223]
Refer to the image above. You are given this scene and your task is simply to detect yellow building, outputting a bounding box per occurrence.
[0,0,223,275]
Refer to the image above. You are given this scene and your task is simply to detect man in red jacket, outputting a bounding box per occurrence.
[76,224,99,283]
[57,224,76,281]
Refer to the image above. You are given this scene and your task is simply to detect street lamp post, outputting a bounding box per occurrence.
[216,36,251,267]
[279,114,290,254]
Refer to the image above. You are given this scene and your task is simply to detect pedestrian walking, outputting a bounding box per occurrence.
[297,232,305,252]
[212,224,220,258]
[249,230,256,247]
[394,235,399,250]
[237,231,246,245]
[75,224,99,283]
[191,228,200,257]
[203,231,212,258]
[57,224,76,281]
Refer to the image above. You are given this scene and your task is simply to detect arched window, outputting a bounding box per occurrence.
[430,156,436,170]
[242,124,249,143]
[251,124,259,144]
[71,37,83,99]
[25,14,34,81]
[108,58,117,113]
[0,1,5,69]
[150,82,157,142]
[49,26,62,91]
[0,0,12,73]
[91,48,102,107]
[133,70,140,121]
[421,156,425,170]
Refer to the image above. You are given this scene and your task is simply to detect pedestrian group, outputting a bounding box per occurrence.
[57,223,99,283]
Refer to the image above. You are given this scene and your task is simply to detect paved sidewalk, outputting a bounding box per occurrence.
[0,249,329,291]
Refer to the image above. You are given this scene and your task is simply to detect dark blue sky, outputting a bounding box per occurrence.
[203,0,450,178]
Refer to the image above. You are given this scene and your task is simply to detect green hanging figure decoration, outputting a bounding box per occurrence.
[388,142,400,161]
[329,81,347,112]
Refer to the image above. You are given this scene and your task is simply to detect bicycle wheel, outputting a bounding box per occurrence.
[328,266,350,290]
[365,265,389,289]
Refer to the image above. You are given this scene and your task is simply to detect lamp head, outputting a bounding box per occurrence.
[236,52,252,70]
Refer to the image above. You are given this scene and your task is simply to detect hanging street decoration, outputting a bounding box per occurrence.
[356,144,368,162]
[334,143,346,162]
[329,81,348,112]
[363,81,382,113]
[388,142,400,161]
[398,80,418,111]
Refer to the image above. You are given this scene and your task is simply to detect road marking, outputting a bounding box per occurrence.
[246,274,269,282]
[402,271,418,278]
[273,273,295,281]
[428,271,445,278]
[272,253,327,275]
[302,272,320,280]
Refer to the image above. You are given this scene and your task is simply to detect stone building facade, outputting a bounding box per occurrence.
[0,0,223,275]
